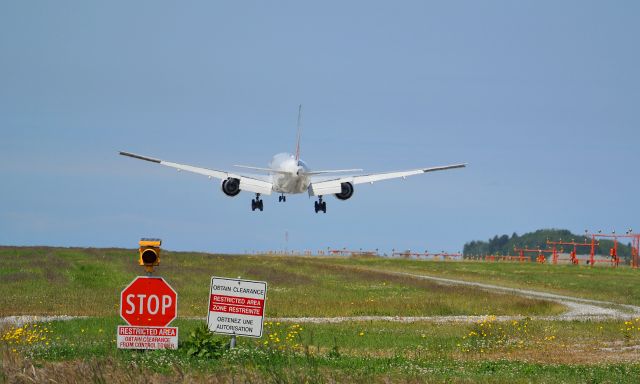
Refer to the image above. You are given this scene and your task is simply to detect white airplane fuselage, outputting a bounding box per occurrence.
[269,153,311,194]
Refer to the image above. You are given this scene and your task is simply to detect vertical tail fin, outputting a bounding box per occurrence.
[295,104,303,161]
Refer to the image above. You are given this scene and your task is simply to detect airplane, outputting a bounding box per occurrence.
[119,106,466,213]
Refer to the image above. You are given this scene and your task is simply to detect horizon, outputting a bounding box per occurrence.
[1,226,634,257]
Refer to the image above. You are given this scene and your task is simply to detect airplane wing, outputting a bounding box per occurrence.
[119,151,273,195]
[307,163,466,196]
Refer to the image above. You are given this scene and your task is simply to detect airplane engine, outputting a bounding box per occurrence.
[334,182,354,200]
[221,177,241,197]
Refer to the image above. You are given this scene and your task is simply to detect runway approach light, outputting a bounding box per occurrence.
[139,238,161,273]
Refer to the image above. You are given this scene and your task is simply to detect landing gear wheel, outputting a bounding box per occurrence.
[252,193,263,212]
[279,195,287,202]
[314,196,327,213]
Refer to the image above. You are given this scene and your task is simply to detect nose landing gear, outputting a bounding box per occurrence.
[251,193,264,211]
[278,194,287,202]
[314,196,327,213]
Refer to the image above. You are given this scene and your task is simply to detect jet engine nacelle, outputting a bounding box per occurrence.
[335,182,354,200]
[221,177,241,197]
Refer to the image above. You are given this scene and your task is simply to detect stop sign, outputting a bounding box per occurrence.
[120,277,177,327]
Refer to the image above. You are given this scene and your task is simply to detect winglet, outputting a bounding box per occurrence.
[422,163,467,173]
[119,151,161,164]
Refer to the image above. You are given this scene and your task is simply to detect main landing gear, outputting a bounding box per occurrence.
[314,196,327,213]
[251,193,264,211]
[278,194,287,202]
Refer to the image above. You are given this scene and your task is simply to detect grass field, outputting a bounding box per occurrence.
[0,247,563,317]
[1,246,640,383]
[333,257,640,306]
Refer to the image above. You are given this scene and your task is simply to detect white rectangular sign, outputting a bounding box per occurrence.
[117,326,178,350]
[207,276,267,338]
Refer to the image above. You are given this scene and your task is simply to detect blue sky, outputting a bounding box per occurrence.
[1,1,638,254]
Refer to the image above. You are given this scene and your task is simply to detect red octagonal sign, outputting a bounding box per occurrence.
[120,277,178,327]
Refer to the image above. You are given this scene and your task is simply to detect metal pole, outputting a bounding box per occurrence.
[611,237,615,267]
[590,235,595,266]
[633,235,640,268]
[230,335,236,349]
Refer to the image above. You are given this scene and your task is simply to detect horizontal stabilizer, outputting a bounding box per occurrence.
[303,169,363,176]
[233,165,291,175]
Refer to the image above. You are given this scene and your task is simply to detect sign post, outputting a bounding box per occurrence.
[207,277,267,341]
[117,276,179,350]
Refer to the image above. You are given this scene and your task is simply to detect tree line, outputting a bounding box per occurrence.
[463,229,633,261]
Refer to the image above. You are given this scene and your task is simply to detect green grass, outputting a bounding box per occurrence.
[327,257,640,306]
[3,317,640,383]
[0,247,563,317]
